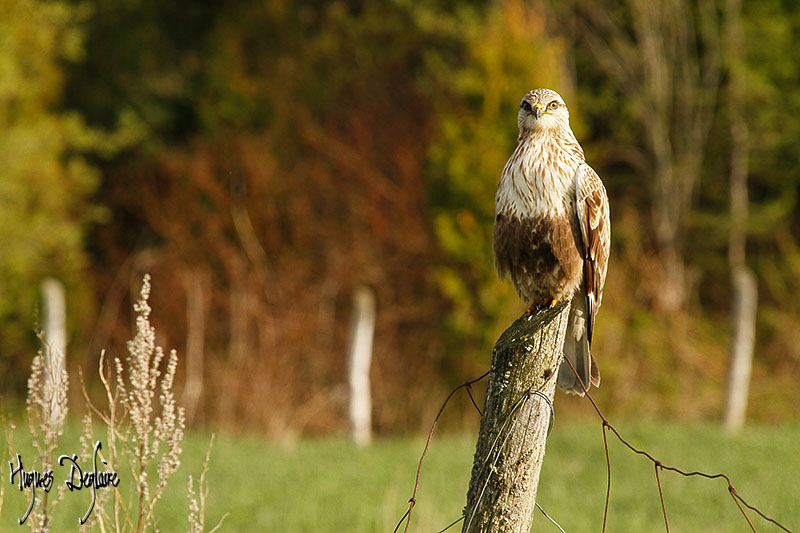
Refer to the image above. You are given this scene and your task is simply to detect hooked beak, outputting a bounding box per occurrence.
[532,102,543,119]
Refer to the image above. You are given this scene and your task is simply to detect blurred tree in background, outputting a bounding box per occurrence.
[0,0,99,392]
[1,0,799,431]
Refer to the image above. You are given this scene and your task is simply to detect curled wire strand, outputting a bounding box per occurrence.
[392,371,489,533]
[536,502,567,533]
[559,354,791,533]
[394,337,792,533]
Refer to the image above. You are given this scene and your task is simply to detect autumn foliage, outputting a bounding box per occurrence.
[3,0,800,432]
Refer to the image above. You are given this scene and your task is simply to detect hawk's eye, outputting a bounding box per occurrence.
[520,101,533,113]
[548,100,559,110]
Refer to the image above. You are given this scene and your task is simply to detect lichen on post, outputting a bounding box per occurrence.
[463,299,571,532]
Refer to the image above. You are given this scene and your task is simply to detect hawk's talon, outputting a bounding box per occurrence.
[526,298,556,316]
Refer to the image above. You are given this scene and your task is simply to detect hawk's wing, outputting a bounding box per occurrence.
[574,163,610,346]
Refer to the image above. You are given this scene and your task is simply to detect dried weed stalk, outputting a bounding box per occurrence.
[17,334,71,532]
[187,435,227,533]
[83,274,186,532]
[3,274,218,531]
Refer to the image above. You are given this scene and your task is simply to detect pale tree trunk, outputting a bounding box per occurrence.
[463,301,570,532]
[348,287,375,447]
[183,267,210,424]
[722,0,757,433]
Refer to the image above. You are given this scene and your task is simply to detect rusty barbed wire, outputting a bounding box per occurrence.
[654,462,669,532]
[536,502,567,533]
[431,501,566,533]
[435,515,464,533]
[559,354,792,533]
[395,339,793,533]
[392,371,489,533]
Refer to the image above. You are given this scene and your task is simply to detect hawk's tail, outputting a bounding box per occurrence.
[557,292,600,395]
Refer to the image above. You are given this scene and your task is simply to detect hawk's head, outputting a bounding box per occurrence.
[518,88,569,135]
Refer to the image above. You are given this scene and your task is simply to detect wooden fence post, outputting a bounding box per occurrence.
[41,277,67,360]
[463,300,571,532]
[41,277,68,428]
[348,286,375,447]
[723,266,757,432]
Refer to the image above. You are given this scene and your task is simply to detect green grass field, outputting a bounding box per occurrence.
[2,420,797,531]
